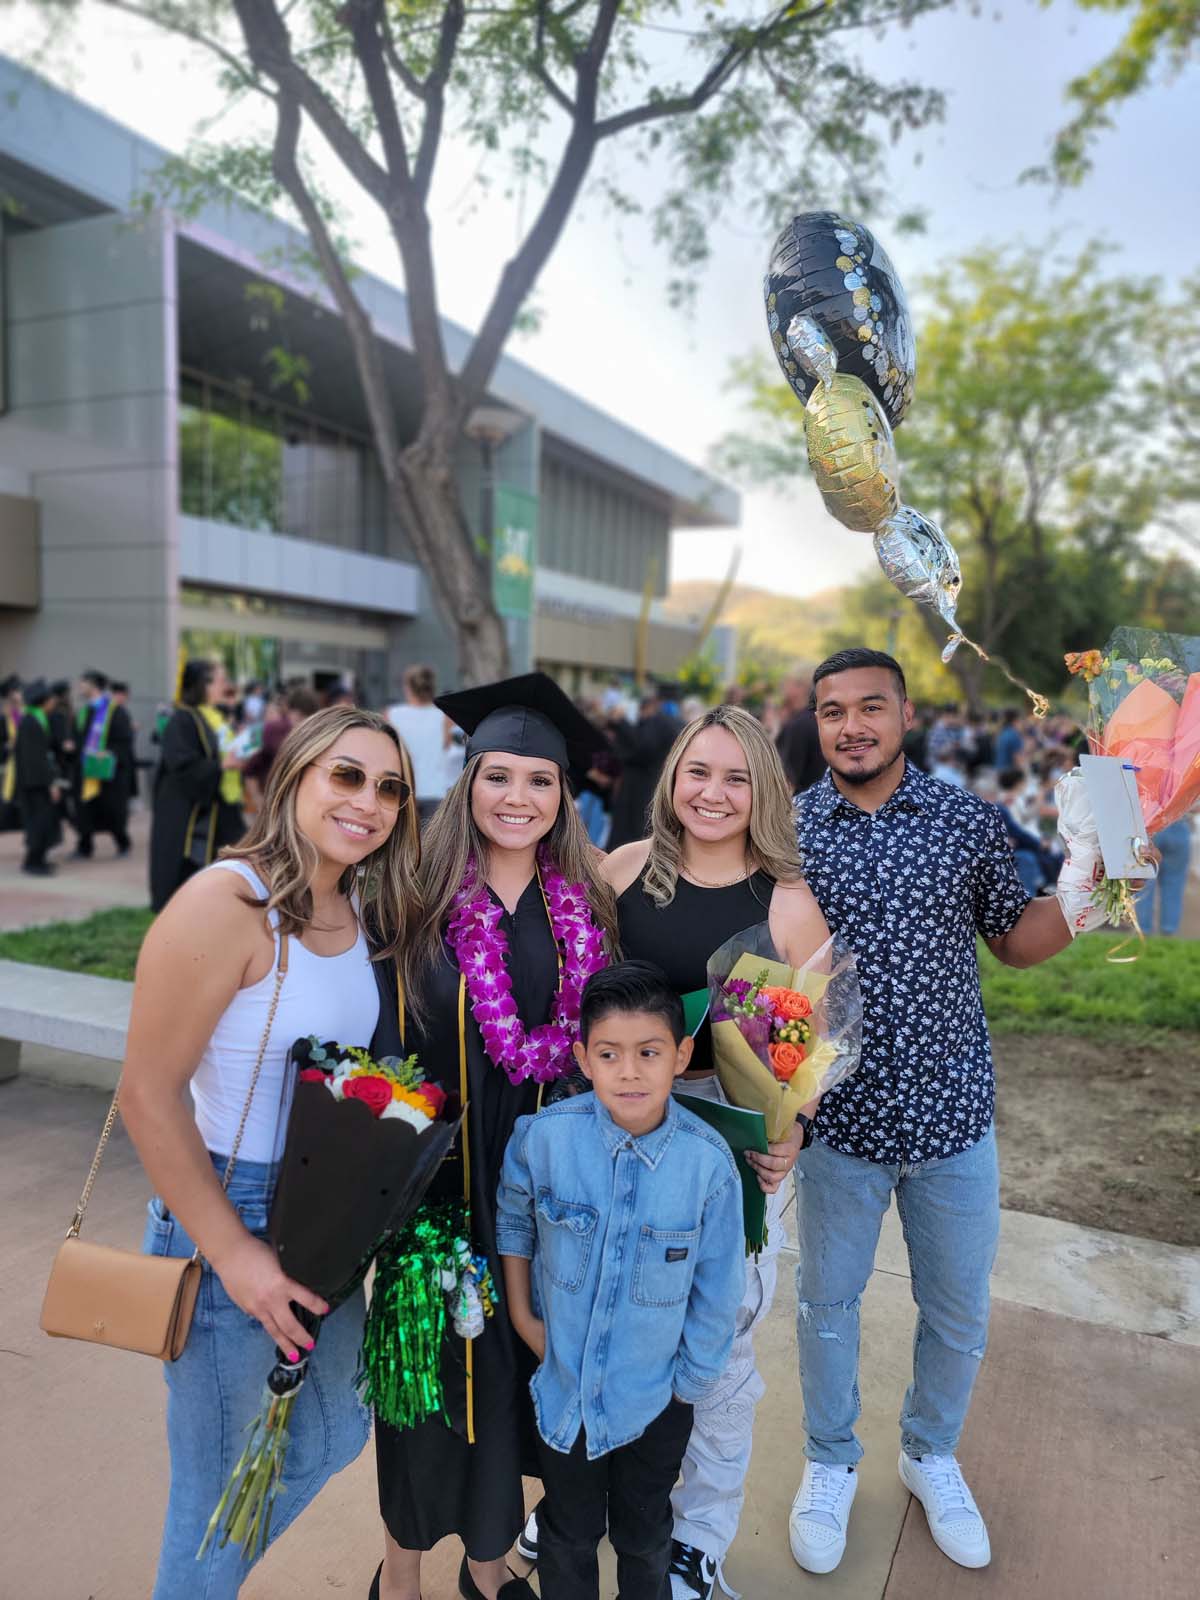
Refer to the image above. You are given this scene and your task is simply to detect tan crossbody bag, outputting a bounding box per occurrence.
[40,934,289,1361]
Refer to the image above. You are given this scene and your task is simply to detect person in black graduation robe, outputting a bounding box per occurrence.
[149,664,244,911]
[606,692,682,848]
[73,672,134,857]
[15,682,64,875]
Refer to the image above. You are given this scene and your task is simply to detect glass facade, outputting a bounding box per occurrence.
[178,370,402,557]
[539,451,670,596]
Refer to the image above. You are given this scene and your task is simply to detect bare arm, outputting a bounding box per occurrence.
[984,895,1073,969]
[500,1254,545,1360]
[120,872,327,1355]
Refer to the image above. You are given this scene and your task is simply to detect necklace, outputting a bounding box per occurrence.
[447,846,608,1085]
[681,856,751,890]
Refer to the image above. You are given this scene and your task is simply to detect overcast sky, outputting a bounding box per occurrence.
[12,1,1198,597]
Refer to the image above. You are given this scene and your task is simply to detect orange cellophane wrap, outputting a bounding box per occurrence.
[1087,630,1200,836]
[706,929,862,1144]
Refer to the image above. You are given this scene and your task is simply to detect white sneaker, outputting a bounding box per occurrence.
[515,1508,539,1563]
[788,1461,858,1574]
[898,1451,991,1569]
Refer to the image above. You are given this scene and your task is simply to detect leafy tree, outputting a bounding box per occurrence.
[1037,0,1199,185]
[718,242,1197,709]
[26,0,953,680]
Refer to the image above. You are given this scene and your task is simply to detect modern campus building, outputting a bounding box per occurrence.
[0,59,738,736]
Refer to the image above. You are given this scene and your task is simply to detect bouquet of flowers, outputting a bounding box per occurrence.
[707,924,862,1142]
[1065,627,1200,924]
[200,1038,464,1562]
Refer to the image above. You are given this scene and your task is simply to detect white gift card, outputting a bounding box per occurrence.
[1078,754,1158,881]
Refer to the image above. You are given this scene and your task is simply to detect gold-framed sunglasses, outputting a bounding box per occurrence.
[312,760,412,812]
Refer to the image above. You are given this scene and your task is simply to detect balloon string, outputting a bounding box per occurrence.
[944,632,1051,720]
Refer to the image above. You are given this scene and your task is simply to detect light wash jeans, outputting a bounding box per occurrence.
[793,1127,999,1467]
[143,1154,370,1599]
[1136,820,1193,936]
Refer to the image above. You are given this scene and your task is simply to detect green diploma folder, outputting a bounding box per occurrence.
[674,1090,769,1254]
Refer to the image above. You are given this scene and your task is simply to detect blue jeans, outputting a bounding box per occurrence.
[1136,820,1193,935]
[793,1127,999,1466]
[143,1155,370,1599]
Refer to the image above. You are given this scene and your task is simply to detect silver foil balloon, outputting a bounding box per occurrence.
[786,314,837,392]
[873,506,963,643]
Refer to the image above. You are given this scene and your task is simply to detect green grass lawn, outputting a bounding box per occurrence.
[0,908,1194,1041]
[0,906,155,981]
[979,932,1198,1037]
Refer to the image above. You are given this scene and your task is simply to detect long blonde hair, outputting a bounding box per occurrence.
[643,704,802,906]
[222,705,420,961]
[404,752,619,1012]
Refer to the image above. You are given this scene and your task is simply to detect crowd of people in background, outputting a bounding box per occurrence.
[0,657,1193,932]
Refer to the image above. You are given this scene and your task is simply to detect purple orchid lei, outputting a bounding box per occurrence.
[446,846,608,1085]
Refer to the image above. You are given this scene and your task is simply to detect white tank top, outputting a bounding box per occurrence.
[190,860,381,1163]
[385,702,449,802]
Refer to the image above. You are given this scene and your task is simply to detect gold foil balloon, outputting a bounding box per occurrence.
[873,506,962,636]
[804,374,900,533]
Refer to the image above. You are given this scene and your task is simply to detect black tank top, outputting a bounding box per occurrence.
[617,866,775,1074]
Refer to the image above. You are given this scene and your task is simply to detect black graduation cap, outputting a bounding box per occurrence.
[23,679,52,707]
[436,672,605,780]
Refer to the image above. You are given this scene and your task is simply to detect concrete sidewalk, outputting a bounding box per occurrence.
[4,1071,1198,1600]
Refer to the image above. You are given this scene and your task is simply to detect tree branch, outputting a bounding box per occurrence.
[97,0,270,96]
[341,0,412,185]
[268,89,401,475]
[414,0,466,202]
[534,0,577,118]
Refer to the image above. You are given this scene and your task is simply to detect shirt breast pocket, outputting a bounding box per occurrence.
[535,1189,598,1293]
[632,1224,702,1308]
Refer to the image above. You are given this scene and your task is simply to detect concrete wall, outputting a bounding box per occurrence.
[0,211,178,730]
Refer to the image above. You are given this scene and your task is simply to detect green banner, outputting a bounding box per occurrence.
[492,485,538,620]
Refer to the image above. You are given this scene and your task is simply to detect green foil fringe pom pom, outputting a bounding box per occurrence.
[359,1201,467,1430]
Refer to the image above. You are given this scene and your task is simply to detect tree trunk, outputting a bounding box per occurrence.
[387,428,511,684]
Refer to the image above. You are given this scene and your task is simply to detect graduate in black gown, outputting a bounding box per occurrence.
[72,669,134,858]
[15,680,65,876]
[369,674,617,1600]
[149,660,245,911]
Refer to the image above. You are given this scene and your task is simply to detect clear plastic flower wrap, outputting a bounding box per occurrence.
[706,923,863,1142]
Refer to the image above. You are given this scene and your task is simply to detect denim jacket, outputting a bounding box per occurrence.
[496,1091,744,1459]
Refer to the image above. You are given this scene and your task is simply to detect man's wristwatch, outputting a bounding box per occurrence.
[795,1111,814,1149]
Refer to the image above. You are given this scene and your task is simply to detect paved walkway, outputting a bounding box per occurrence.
[0,809,151,930]
[4,1069,1197,1600]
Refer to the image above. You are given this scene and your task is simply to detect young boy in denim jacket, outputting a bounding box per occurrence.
[497,961,745,1600]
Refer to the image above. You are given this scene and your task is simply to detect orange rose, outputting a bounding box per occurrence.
[768,988,813,1022]
[769,1041,806,1081]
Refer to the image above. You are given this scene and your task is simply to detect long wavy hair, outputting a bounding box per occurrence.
[643,703,802,907]
[403,752,619,1013]
[222,705,420,961]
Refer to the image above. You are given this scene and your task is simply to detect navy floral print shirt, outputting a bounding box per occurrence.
[795,761,1030,1165]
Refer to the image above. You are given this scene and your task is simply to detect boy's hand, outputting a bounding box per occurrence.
[517,1315,546,1361]
[746,1122,807,1193]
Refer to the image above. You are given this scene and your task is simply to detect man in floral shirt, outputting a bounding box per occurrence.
[788,647,1087,1576]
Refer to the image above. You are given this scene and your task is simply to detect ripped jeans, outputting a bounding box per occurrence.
[793,1127,999,1467]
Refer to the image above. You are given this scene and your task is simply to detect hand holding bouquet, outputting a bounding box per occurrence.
[708,925,862,1142]
[201,1037,463,1562]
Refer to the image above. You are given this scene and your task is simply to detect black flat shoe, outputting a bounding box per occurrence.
[369,1561,382,1600]
[458,1556,536,1600]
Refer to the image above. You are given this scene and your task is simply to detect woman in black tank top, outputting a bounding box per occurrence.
[599,703,830,1593]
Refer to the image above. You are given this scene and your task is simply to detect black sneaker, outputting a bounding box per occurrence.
[515,1507,539,1563]
[668,1541,716,1600]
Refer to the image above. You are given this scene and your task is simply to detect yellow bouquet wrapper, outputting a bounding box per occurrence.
[708,935,862,1145]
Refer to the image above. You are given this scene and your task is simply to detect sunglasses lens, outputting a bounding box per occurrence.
[327,764,367,795]
[376,778,409,809]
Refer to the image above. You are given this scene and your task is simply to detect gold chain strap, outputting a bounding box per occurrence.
[66,929,291,1251]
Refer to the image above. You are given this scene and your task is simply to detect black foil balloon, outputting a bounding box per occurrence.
[765,212,917,427]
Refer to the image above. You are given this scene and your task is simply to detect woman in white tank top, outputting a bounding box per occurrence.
[121,705,421,1600]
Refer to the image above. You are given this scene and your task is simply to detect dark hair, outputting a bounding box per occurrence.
[579,961,685,1046]
[1002,708,1019,724]
[811,648,907,707]
[110,681,129,695]
[404,663,437,702]
[82,669,109,691]
[998,768,1024,794]
[179,659,215,708]
[286,685,320,718]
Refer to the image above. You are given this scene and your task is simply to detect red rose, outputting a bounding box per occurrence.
[342,1075,394,1118]
[418,1082,447,1114]
[298,1068,327,1084]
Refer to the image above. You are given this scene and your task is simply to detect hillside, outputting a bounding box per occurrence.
[663,579,848,669]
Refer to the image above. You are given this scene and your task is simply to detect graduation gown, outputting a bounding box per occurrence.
[15,715,62,862]
[369,876,555,1559]
[607,710,682,848]
[75,700,135,844]
[149,707,244,910]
